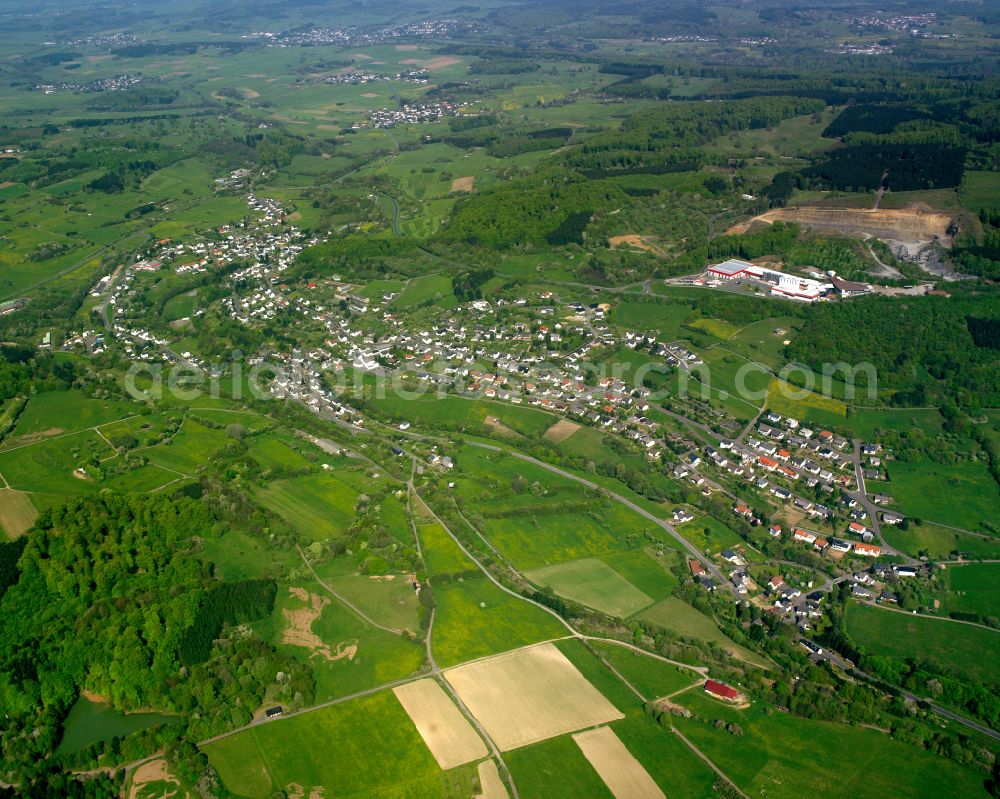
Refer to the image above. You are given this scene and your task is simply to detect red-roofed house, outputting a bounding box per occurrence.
[848,522,868,535]
[689,559,706,577]
[854,542,881,557]
[793,528,816,544]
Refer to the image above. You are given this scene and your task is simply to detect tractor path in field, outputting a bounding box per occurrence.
[295,543,404,635]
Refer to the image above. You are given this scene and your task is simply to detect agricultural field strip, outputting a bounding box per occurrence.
[442,642,626,752]
[391,678,489,769]
[572,726,666,799]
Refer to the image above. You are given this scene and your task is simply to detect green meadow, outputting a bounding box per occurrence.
[479,508,636,571]
[640,597,769,668]
[525,558,654,618]
[846,603,1000,686]
[429,575,568,667]
[673,690,990,799]
[588,640,701,699]
[257,472,360,541]
[7,390,135,437]
[417,520,477,576]
[882,522,1000,560]
[843,407,944,439]
[675,516,745,556]
[204,690,476,799]
[886,457,999,532]
[938,563,1000,618]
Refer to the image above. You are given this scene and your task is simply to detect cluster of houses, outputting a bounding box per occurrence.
[368,100,472,129]
[848,563,922,604]
[317,70,428,87]
[259,18,470,48]
[34,74,143,95]
[221,284,682,459]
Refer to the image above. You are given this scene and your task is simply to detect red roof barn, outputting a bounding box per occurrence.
[704,679,739,701]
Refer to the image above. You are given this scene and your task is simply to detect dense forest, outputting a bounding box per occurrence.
[562,96,824,177]
[801,142,967,192]
[0,493,312,787]
[787,295,1000,408]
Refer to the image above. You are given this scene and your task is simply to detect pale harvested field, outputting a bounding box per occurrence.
[393,679,488,769]
[0,489,37,539]
[543,418,580,444]
[237,87,260,99]
[400,56,462,70]
[395,44,420,51]
[0,181,15,188]
[444,643,624,751]
[573,727,664,799]
[451,176,475,193]
[476,760,509,799]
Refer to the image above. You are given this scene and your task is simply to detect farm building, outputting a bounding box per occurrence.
[704,679,740,702]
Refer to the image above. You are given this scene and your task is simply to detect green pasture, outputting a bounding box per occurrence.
[937,563,1000,619]
[0,429,110,495]
[673,690,990,799]
[640,597,769,667]
[526,558,654,618]
[197,527,300,582]
[846,602,1000,686]
[589,640,701,699]
[598,548,681,603]
[478,506,640,571]
[418,520,476,576]
[843,407,944,439]
[321,572,422,633]
[142,419,229,475]
[764,378,847,425]
[675,516,745,556]
[959,170,1000,213]
[257,473,359,541]
[882,523,1000,561]
[504,734,614,799]
[247,434,315,472]
[8,390,135,437]
[205,690,474,799]
[429,575,568,667]
[886,457,998,532]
